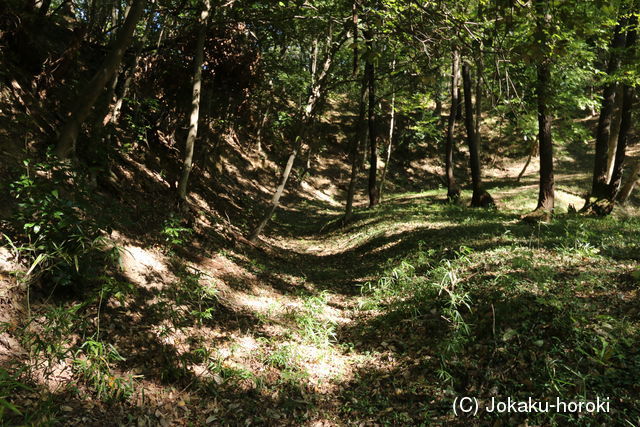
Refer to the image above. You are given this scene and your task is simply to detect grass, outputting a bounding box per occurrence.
[293,291,337,348]
[335,195,640,425]
[2,184,639,425]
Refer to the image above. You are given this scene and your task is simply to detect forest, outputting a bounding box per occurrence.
[0,0,639,425]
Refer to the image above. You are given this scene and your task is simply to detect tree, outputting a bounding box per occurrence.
[177,0,211,201]
[344,73,368,222]
[54,0,146,159]
[462,61,494,208]
[616,160,640,204]
[364,26,379,208]
[587,18,627,202]
[533,0,554,213]
[444,48,461,202]
[378,57,396,203]
[249,18,349,241]
[607,14,637,203]
[606,88,623,182]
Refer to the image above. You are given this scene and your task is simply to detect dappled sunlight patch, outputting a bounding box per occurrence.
[299,179,341,207]
[493,184,538,211]
[25,358,74,394]
[555,188,585,211]
[0,248,27,363]
[217,285,298,325]
[294,342,348,385]
[220,157,275,198]
[234,294,278,312]
[148,319,189,349]
[116,240,174,290]
[235,334,261,356]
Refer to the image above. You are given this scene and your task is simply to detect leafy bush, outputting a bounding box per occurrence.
[161,214,193,249]
[6,157,115,290]
[73,338,135,401]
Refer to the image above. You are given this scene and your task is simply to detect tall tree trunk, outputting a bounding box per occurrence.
[607,15,637,204]
[589,19,627,200]
[445,48,461,201]
[607,85,635,201]
[352,0,358,75]
[99,50,136,127]
[606,85,623,183]
[456,86,463,122]
[109,0,155,125]
[534,0,554,213]
[462,62,493,208]
[177,0,210,201]
[344,74,368,222]
[378,59,396,204]
[607,80,635,201]
[310,38,319,87]
[99,74,120,127]
[365,28,378,208]
[474,5,484,141]
[617,160,640,204]
[95,2,142,130]
[54,0,146,159]
[474,47,483,146]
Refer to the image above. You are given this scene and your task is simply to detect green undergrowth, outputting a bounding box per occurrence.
[353,197,640,425]
[1,176,639,425]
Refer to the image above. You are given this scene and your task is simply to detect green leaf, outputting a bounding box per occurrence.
[26,253,46,277]
[502,328,517,342]
[0,398,22,415]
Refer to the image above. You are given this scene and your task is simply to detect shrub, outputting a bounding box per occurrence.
[6,157,116,291]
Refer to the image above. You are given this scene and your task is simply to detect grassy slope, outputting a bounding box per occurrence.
[2,165,639,425]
